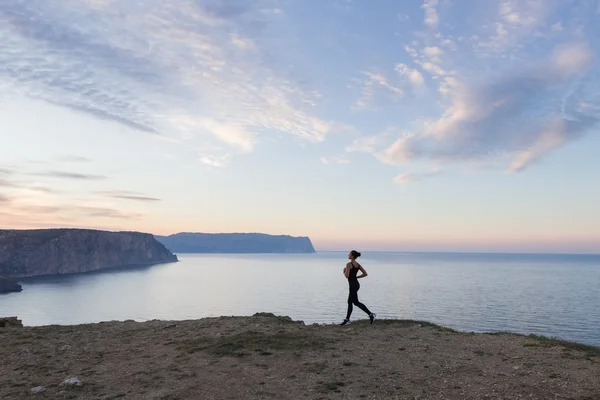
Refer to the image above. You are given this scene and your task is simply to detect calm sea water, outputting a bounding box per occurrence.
[1,252,599,346]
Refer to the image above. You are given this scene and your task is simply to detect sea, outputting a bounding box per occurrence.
[1,252,599,347]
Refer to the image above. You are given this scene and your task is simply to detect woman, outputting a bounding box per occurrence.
[340,250,376,325]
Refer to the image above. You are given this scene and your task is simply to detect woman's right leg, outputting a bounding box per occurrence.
[353,293,372,316]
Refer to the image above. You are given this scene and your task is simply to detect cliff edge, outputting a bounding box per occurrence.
[156,232,316,253]
[0,314,598,399]
[0,229,178,279]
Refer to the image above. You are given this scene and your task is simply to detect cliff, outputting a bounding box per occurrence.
[0,229,178,279]
[0,276,22,294]
[155,232,316,254]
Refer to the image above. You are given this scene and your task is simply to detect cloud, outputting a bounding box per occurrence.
[393,173,414,184]
[422,0,439,28]
[321,156,350,165]
[355,71,404,108]
[0,0,335,161]
[476,0,552,53]
[77,206,140,219]
[395,64,425,87]
[346,134,390,154]
[374,43,598,172]
[377,134,416,165]
[0,168,57,192]
[418,61,447,77]
[393,168,442,184]
[423,46,444,59]
[0,178,18,188]
[200,154,230,167]
[0,191,142,226]
[33,171,107,180]
[98,190,161,202]
[174,117,255,152]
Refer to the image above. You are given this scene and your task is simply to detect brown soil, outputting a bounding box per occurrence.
[1,313,599,399]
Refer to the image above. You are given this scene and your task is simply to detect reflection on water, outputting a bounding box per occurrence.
[1,252,599,346]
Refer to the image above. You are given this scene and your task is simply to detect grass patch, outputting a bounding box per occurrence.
[523,340,540,347]
[364,319,458,333]
[178,330,331,358]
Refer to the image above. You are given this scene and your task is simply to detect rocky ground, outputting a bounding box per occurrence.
[1,313,599,400]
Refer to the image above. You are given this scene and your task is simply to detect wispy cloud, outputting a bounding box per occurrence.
[346,134,391,154]
[200,154,230,167]
[393,170,441,184]
[33,171,107,180]
[57,155,93,163]
[0,191,142,227]
[355,71,404,108]
[98,190,161,202]
[0,0,335,162]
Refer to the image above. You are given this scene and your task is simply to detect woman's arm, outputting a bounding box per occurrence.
[356,263,368,279]
[343,263,351,278]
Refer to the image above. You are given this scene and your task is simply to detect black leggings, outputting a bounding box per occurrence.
[346,280,371,320]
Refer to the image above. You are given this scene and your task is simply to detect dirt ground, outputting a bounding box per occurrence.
[1,313,599,400]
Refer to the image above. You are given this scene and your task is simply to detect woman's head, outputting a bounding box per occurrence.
[348,250,361,260]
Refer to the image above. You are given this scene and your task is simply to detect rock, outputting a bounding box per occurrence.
[0,229,178,278]
[59,345,71,352]
[0,276,22,293]
[29,386,46,394]
[163,323,177,329]
[0,317,23,328]
[61,377,82,387]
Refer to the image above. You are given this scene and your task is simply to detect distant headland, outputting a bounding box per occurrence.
[155,232,316,254]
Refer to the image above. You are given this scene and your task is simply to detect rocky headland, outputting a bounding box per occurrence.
[0,229,178,282]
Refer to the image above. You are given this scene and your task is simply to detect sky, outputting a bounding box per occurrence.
[1,0,600,254]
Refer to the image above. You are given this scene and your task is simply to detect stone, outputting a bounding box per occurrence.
[30,386,46,394]
[61,377,82,387]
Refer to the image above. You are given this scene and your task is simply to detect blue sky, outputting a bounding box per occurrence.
[1,0,600,253]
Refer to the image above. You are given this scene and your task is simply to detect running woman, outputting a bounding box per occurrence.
[340,250,376,325]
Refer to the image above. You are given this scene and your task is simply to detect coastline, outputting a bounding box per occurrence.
[1,313,598,399]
